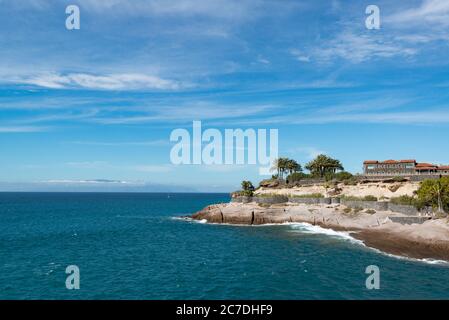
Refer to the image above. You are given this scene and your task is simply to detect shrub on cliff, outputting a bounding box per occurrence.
[342,178,358,186]
[259,179,279,188]
[415,177,449,214]
[256,193,289,202]
[286,172,309,182]
[334,171,354,181]
[323,171,353,182]
[289,193,324,198]
[341,195,378,201]
[390,195,417,206]
[241,181,255,191]
[363,195,378,201]
[232,190,253,197]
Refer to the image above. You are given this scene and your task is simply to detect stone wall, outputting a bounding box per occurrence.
[288,197,319,204]
[340,199,389,211]
[389,216,431,225]
[230,196,252,203]
[232,195,331,205]
[387,203,419,216]
[289,179,326,186]
[341,199,422,216]
[288,197,328,204]
[232,196,426,217]
[360,175,442,182]
[253,196,288,204]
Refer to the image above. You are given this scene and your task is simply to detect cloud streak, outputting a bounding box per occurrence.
[14,73,184,91]
[387,0,449,26]
[0,126,48,133]
[311,31,416,64]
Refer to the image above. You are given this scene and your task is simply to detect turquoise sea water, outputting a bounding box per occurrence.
[0,192,448,300]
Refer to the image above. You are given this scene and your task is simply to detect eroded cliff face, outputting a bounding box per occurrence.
[190,202,449,261]
[191,203,348,227]
[192,205,226,223]
[256,181,420,199]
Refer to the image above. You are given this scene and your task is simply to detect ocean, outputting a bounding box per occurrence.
[0,192,448,300]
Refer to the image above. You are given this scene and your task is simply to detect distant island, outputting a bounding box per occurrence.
[190,155,449,262]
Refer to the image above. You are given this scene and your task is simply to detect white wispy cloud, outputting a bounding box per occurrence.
[312,31,416,63]
[90,103,275,124]
[257,56,271,64]
[132,165,174,173]
[290,49,310,63]
[289,110,449,125]
[208,104,449,126]
[42,179,140,185]
[0,126,48,133]
[65,161,175,173]
[15,73,183,91]
[291,147,326,160]
[384,0,449,46]
[65,161,111,169]
[16,110,100,124]
[200,164,252,173]
[387,0,449,27]
[69,140,168,147]
[79,0,300,20]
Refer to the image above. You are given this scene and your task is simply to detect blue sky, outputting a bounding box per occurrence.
[1,0,449,192]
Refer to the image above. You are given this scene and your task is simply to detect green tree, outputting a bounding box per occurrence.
[287,172,308,182]
[416,177,449,214]
[305,154,344,178]
[286,159,302,175]
[271,157,290,180]
[241,180,255,191]
[334,171,353,181]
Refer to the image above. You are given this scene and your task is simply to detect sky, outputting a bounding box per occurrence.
[1,0,449,192]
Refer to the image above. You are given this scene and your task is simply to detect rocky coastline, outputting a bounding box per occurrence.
[190,201,449,262]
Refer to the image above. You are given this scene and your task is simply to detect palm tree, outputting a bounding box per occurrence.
[271,158,303,180]
[286,159,302,175]
[271,157,287,180]
[327,158,344,174]
[305,154,344,177]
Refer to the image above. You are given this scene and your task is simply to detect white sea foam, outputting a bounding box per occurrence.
[367,246,449,266]
[172,216,207,224]
[287,222,365,245]
[287,223,449,265]
[174,217,449,266]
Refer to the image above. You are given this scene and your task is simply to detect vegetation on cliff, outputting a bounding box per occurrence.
[237,155,449,216]
[305,154,344,178]
[415,177,449,214]
[271,157,302,180]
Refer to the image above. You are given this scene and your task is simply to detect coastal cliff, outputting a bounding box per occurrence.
[191,201,449,262]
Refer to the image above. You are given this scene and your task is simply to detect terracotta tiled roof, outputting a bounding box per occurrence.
[382,160,398,164]
[416,163,437,168]
[399,160,416,163]
[363,160,447,169]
